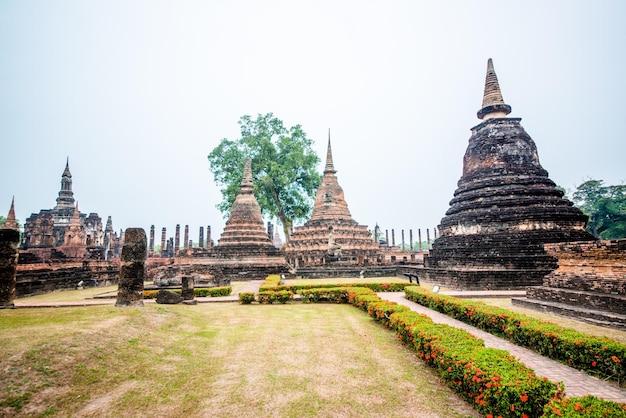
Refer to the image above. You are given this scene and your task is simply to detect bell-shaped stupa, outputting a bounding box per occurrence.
[215,159,281,253]
[422,59,595,290]
[284,133,381,267]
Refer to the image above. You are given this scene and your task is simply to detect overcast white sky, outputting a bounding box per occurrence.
[1,1,625,243]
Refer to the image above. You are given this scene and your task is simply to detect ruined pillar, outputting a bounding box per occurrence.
[188,240,192,249]
[174,224,180,253]
[267,222,274,242]
[0,228,20,308]
[426,229,431,250]
[418,229,422,251]
[182,276,194,300]
[160,227,166,256]
[149,225,155,256]
[434,227,438,239]
[385,230,389,247]
[115,227,147,307]
[401,229,405,250]
[392,229,395,247]
[184,225,189,250]
[207,225,212,248]
[199,226,205,249]
[409,229,414,251]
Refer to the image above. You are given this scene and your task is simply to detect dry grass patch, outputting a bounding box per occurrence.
[1,303,478,417]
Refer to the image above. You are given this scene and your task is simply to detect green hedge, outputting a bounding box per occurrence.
[257,290,294,304]
[542,395,626,417]
[260,281,410,293]
[404,286,626,385]
[144,286,232,299]
[238,292,255,304]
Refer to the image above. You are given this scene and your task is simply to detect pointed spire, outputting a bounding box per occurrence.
[70,202,81,226]
[63,157,71,177]
[240,159,254,191]
[1,197,18,230]
[477,58,512,120]
[324,129,336,174]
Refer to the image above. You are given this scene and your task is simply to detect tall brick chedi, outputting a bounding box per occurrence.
[284,135,381,267]
[0,198,20,308]
[422,59,594,290]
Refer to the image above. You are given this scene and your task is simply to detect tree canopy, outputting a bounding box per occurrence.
[571,179,626,239]
[208,113,321,242]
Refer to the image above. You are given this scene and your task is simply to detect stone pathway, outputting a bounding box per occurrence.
[378,292,626,403]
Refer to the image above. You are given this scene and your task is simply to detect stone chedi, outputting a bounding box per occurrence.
[284,136,381,267]
[422,59,595,290]
[0,198,20,308]
[210,159,289,278]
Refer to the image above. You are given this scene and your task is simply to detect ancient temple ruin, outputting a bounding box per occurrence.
[20,159,120,260]
[421,59,595,290]
[284,135,382,268]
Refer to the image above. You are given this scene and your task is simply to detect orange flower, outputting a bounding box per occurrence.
[520,394,528,402]
[612,356,621,363]
[522,414,529,418]
[510,404,515,412]
[447,367,452,372]
[592,361,597,367]
[574,402,582,411]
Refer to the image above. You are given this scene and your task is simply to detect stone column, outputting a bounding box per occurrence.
[149,225,155,257]
[207,226,212,248]
[182,276,194,300]
[401,229,405,250]
[199,226,205,249]
[426,229,431,250]
[391,229,395,247]
[160,227,166,256]
[409,229,414,251]
[115,228,147,307]
[174,224,180,253]
[184,225,189,250]
[0,228,20,308]
[385,230,389,246]
[418,229,422,251]
[434,227,438,239]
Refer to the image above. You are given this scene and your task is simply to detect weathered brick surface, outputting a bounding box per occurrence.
[521,240,626,315]
[422,61,594,290]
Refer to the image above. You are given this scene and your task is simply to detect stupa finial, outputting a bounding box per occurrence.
[324,129,336,174]
[477,58,512,120]
[240,159,254,190]
[1,197,18,230]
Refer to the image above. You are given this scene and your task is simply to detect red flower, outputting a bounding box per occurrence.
[574,402,582,411]
[520,394,528,402]
[510,404,515,412]
[592,361,597,367]
[447,367,452,372]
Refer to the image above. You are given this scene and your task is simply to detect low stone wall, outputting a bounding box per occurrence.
[15,260,120,298]
[513,239,626,329]
[419,267,548,290]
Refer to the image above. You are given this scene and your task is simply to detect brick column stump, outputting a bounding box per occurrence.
[0,229,20,308]
[116,228,147,307]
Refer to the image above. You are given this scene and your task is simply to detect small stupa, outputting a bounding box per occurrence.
[1,197,18,231]
[284,133,381,267]
[209,159,289,278]
[422,59,595,290]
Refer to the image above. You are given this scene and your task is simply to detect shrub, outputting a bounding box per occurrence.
[238,292,255,304]
[194,286,232,297]
[543,395,626,417]
[404,286,626,385]
[259,281,410,293]
[257,290,293,304]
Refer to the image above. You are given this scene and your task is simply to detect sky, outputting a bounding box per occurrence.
[1,1,625,243]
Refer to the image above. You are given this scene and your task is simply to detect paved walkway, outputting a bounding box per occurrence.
[378,292,626,403]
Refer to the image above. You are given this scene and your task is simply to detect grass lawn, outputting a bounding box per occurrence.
[0,303,479,418]
[285,277,409,286]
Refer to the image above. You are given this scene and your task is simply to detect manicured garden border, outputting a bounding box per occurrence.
[259,274,409,293]
[403,286,625,385]
[144,286,232,299]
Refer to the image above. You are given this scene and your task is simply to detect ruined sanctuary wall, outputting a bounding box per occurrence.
[15,260,120,298]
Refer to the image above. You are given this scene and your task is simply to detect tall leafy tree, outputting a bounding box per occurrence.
[571,179,626,239]
[208,113,321,242]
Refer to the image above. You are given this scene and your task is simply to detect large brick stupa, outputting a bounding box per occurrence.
[421,59,595,290]
[284,135,381,267]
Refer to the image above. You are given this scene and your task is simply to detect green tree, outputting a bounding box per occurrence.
[208,113,321,242]
[571,179,626,239]
[0,216,5,228]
